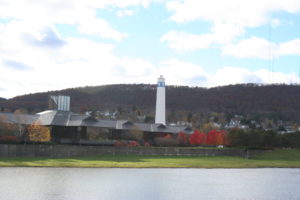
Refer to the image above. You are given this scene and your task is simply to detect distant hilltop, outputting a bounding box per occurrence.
[1,83,300,122]
[0,97,6,105]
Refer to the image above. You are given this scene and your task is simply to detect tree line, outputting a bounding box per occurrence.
[145,129,300,148]
[2,84,300,121]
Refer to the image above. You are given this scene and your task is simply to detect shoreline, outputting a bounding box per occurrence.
[0,166,300,169]
[0,149,299,168]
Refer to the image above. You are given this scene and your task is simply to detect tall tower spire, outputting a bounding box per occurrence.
[155,75,166,124]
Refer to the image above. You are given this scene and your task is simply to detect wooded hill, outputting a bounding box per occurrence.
[0,97,6,105]
[1,84,300,122]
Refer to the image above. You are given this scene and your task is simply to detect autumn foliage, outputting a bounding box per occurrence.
[128,140,140,147]
[189,129,228,146]
[189,130,206,145]
[143,141,151,146]
[177,132,188,145]
[113,140,143,147]
[206,130,227,146]
[163,134,172,139]
[154,134,177,146]
[0,136,19,142]
[27,122,51,142]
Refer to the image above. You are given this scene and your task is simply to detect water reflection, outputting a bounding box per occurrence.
[0,168,299,200]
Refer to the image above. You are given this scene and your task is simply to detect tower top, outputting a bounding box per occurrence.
[157,75,165,87]
[158,75,165,82]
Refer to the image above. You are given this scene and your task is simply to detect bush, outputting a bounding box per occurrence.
[226,129,298,148]
[177,132,189,145]
[154,134,177,146]
[113,140,127,147]
[279,132,300,148]
[128,140,140,147]
[143,141,151,147]
[0,136,20,143]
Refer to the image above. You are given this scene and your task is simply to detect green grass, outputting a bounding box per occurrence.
[0,149,299,168]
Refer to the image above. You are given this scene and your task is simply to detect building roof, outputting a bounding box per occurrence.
[0,110,193,134]
[0,112,38,125]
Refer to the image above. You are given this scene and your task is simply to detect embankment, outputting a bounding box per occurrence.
[0,144,263,158]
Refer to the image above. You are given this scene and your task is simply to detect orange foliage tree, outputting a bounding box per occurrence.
[27,121,51,142]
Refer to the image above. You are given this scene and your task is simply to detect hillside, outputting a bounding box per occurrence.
[0,97,7,109]
[1,84,300,122]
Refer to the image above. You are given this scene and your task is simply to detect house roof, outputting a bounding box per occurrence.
[0,110,193,134]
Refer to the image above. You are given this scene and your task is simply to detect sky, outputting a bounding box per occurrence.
[1,0,300,98]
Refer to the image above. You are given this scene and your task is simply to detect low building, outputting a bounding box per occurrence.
[0,110,193,144]
[0,77,193,144]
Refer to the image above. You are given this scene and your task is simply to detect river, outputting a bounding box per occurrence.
[0,168,299,200]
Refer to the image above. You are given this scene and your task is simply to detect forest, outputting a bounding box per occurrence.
[1,83,300,124]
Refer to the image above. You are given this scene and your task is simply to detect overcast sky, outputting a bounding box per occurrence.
[1,0,300,98]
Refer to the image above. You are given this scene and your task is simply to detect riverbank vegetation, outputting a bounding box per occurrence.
[0,149,299,168]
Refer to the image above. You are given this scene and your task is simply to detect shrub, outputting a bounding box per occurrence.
[0,136,19,143]
[128,140,140,147]
[144,141,151,147]
[113,140,127,147]
[177,132,188,145]
[154,135,177,146]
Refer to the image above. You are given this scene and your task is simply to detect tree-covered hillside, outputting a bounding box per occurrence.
[1,84,300,122]
[0,97,7,110]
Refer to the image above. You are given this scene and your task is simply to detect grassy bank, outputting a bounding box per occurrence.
[0,149,299,168]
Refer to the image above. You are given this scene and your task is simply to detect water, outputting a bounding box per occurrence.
[0,168,299,200]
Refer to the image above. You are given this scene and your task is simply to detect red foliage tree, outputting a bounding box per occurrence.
[206,130,227,146]
[189,130,206,145]
[206,130,216,145]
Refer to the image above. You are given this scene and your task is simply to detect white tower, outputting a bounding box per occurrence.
[155,75,166,124]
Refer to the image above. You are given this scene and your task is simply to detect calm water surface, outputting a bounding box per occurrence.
[0,168,299,200]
